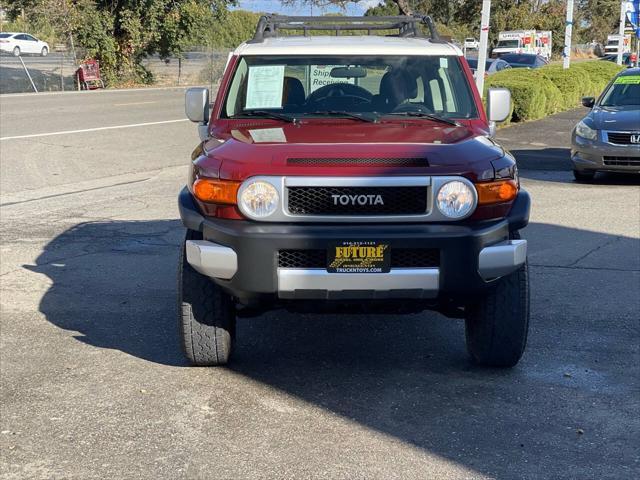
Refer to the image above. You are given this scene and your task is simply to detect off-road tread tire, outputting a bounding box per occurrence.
[179,230,235,366]
[573,169,595,183]
[465,233,529,367]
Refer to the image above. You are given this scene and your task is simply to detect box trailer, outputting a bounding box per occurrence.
[536,31,552,59]
[492,30,537,58]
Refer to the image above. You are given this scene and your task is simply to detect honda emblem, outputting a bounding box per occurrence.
[631,134,640,144]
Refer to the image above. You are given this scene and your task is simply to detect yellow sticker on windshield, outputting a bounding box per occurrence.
[614,76,640,84]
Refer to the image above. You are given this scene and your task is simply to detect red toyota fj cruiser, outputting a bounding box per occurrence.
[178,15,530,367]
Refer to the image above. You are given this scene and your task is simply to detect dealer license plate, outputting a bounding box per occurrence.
[327,241,390,273]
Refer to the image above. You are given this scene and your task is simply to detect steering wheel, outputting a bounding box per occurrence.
[391,102,433,114]
[306,83,373,108]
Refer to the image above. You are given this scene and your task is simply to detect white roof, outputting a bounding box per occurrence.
[234,36,462,57]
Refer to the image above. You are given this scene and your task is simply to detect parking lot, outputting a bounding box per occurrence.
[0,88,638,479]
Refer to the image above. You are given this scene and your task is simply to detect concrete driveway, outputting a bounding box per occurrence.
[1,90,638,479]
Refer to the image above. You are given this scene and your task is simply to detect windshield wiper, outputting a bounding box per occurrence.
[231,110,295,123]
[383,112,460,126]
[305,110,378,123]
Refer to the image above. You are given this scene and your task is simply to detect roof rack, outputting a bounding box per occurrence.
[248,14,444,44]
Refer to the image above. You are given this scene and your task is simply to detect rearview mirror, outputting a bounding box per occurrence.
[581,97,595,108]
[331,66,366,79]
[487,88,511,123]
[185,87,209,123]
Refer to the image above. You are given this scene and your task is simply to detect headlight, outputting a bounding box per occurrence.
[436,181,476,218]
[575,120,597,141]
[239,180,279,218]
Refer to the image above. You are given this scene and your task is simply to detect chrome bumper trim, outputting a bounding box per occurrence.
[478,239,527,280]
[277,268,439,298]
[185,240,237,279]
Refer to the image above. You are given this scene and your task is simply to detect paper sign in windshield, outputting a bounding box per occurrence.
[246,65,285,109]
[614,76,640,84]
[310,65,355,92]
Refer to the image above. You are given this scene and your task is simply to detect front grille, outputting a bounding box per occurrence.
[287,186,427,216]
[607,132,640,145]
[287,157,428,167]
[603,156,640,166]
[278,249,440,269]
[278,250,327,269]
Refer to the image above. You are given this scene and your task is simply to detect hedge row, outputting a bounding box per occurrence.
[484,61,625,124]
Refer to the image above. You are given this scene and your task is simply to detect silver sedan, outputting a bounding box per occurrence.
[571,67,640,181]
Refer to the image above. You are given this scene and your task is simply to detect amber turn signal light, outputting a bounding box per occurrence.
[192,178,240,204]
[476,179,518,205]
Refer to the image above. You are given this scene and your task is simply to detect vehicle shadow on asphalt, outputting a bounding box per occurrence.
[26,219,188,367]
[512,148,640,185]
[28,219,639,477]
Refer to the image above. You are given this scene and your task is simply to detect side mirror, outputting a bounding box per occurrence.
[581,97,595,108]
[185,87,210,123]
[487,88,511,123]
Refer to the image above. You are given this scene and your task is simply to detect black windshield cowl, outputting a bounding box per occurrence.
[304,110,378,123]
[383,112,461,126]
[231,110,296,123]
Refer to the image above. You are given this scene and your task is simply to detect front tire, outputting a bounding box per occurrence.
[465,261,530,368]
[41,47,48,57]
[573,169,596,182]
[12,46,20,57]
[178,230,236,366]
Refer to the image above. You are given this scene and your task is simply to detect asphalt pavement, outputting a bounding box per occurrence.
[0,89,638,479]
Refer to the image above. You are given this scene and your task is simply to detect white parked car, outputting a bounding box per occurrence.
[464,37,479,50]
[0,32,49,57]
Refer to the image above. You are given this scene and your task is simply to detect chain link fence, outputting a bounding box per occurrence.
[141,48,232,92]
[0,47,232,94]
[0,52,77,93]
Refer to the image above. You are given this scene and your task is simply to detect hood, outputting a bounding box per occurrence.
[591,106,640,131]
[201,120,504,181]
[224,119,476,145]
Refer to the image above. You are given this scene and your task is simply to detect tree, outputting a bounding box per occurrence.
[281,0,413,16]
[576,0,621,44]
[208,10,262,48]
[3,0,236,84]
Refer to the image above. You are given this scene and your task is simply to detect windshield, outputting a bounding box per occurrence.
[599,75,640,107]
[0,34,12,38]
[496,40,519,49]
[223,55,478,120]
[466,59,493,70]
[500,54,535,65]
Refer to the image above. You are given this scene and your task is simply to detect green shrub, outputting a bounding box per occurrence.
[485,69,563,122]
[484,60,624,124]
[539,65,588,109]
[571,61,624,95]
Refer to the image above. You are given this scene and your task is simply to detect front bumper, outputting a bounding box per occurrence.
[572,133,640,173]
[179,187,530,304]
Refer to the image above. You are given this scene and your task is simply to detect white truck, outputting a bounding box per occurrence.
[491,30,552,60]
[604,34,631,55]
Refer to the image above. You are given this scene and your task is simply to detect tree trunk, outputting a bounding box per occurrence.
[395,0,413,16]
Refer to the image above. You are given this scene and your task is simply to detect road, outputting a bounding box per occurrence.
[1,89,639,480]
